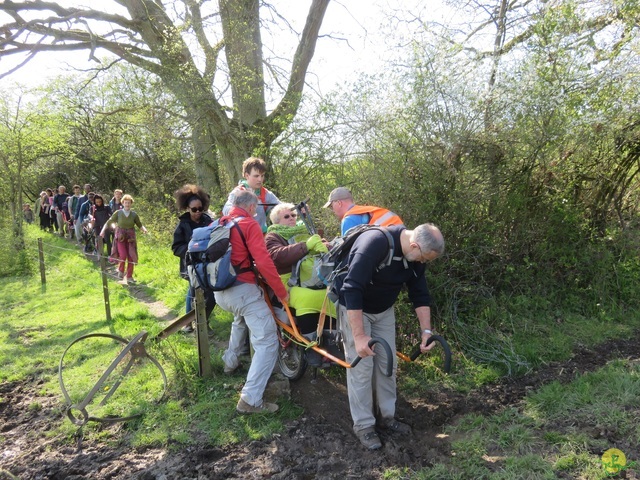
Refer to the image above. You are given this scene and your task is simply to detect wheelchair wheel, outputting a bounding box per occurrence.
[277,338,307,381]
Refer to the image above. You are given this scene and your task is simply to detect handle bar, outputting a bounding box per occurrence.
[349,337,393,377]
[408,334,452,373]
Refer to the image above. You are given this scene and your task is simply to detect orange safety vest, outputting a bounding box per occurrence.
[343,205,404,227]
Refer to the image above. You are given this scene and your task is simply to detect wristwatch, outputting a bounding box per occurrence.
[422,329,432,335]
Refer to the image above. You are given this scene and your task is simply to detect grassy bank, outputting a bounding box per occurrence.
[2,223,640,478]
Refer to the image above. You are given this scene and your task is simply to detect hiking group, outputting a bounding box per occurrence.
[34,183,148,284]
[171,156,445,451]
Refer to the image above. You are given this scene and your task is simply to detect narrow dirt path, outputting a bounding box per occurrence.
[3,330,640,479]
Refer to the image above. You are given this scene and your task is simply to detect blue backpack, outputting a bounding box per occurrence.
[186,217,252,291]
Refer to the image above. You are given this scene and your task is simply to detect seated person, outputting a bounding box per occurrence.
[264,203,336,335]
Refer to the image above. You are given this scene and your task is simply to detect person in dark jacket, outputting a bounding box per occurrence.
[91,194,113,257]
[171,184,216,333]
[338,223,444,450]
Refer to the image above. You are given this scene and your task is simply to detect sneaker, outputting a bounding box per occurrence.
[127,277,137,284]
[379,418,411,435]
[236,398,278,414]
[356,427,382,450]
[223,363,241,374]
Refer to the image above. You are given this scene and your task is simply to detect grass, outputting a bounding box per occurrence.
[395,360,640,479]
[0,224,301,449]
[3,222,640,480]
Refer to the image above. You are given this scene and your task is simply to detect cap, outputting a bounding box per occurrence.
[322,187,352,208]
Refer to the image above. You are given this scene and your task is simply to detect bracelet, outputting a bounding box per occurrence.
[422,329,432,335]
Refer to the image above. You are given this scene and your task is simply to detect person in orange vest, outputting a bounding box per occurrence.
[322,187,404,236]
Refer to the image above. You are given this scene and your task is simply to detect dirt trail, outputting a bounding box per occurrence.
[3,330,640,479]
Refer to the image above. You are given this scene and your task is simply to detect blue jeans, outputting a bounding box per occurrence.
[185,285,216,321]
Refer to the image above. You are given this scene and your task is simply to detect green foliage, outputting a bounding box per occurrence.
[420,360,640,479]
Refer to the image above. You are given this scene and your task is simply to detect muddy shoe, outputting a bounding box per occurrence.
[236,398,278,414]
[357,427,382,450]
[379,418,411,435]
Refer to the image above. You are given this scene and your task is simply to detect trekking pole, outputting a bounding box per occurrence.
[295,199,316,235]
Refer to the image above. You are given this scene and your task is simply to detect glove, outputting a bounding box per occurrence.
[305,234,324,253]
[312,241,328,254]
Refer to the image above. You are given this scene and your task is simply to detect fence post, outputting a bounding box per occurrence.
[100,255,112,322]
[194,288,212,378]
[97,236,104,261]
[37,238,46,288]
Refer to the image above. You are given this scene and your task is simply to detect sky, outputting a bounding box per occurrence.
[0,0,455,93]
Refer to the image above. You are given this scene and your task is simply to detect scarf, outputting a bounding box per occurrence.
[266,223,308,241]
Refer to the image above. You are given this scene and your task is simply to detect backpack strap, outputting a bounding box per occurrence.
[225,217,255,275]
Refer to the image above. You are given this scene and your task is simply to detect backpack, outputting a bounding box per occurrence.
[186,217,252,291]
[288,252,325,290]
[316,224,405,301]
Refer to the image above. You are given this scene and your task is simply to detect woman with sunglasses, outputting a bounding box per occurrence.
[171,184,216,333]
[265,203,334,340]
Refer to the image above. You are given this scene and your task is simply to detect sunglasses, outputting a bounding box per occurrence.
[282,213,297,220]
[190,206,204,213]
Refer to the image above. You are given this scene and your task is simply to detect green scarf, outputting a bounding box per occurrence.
[238,179,261,196]
[267,223,308,241]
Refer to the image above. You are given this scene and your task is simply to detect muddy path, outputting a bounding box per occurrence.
[2,330,640,479]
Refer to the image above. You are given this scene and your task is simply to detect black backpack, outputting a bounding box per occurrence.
[316,224,404,301]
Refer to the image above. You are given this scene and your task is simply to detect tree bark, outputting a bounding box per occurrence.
[0,0,331,194]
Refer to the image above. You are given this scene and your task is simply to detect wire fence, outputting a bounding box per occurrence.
[34,236,216,383]
[30,235,186,321]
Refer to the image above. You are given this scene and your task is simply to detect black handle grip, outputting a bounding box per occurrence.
[349,338,394,377]
[409,334,452,373]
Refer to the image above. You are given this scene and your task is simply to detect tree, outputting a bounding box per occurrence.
[0,89,70,253]
[0,0,330,197]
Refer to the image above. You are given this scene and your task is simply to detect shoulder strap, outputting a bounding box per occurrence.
[228,217,255,275]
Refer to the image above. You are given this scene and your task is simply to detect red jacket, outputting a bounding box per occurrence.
[223,207,288,299]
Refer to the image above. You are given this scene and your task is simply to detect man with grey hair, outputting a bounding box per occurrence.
[337,222,444,450]
[214,189,289,414]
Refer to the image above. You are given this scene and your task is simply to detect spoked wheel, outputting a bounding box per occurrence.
[277,334,307,381]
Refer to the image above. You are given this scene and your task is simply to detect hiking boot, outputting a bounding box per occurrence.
[356,427,382,450]
[236,398,278,414]
[379,418,411,435]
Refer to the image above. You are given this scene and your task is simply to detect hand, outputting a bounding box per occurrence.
[420,331,437,353]
[305,234,325,253]
[279,292,290,304]
[354,333,375,358]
